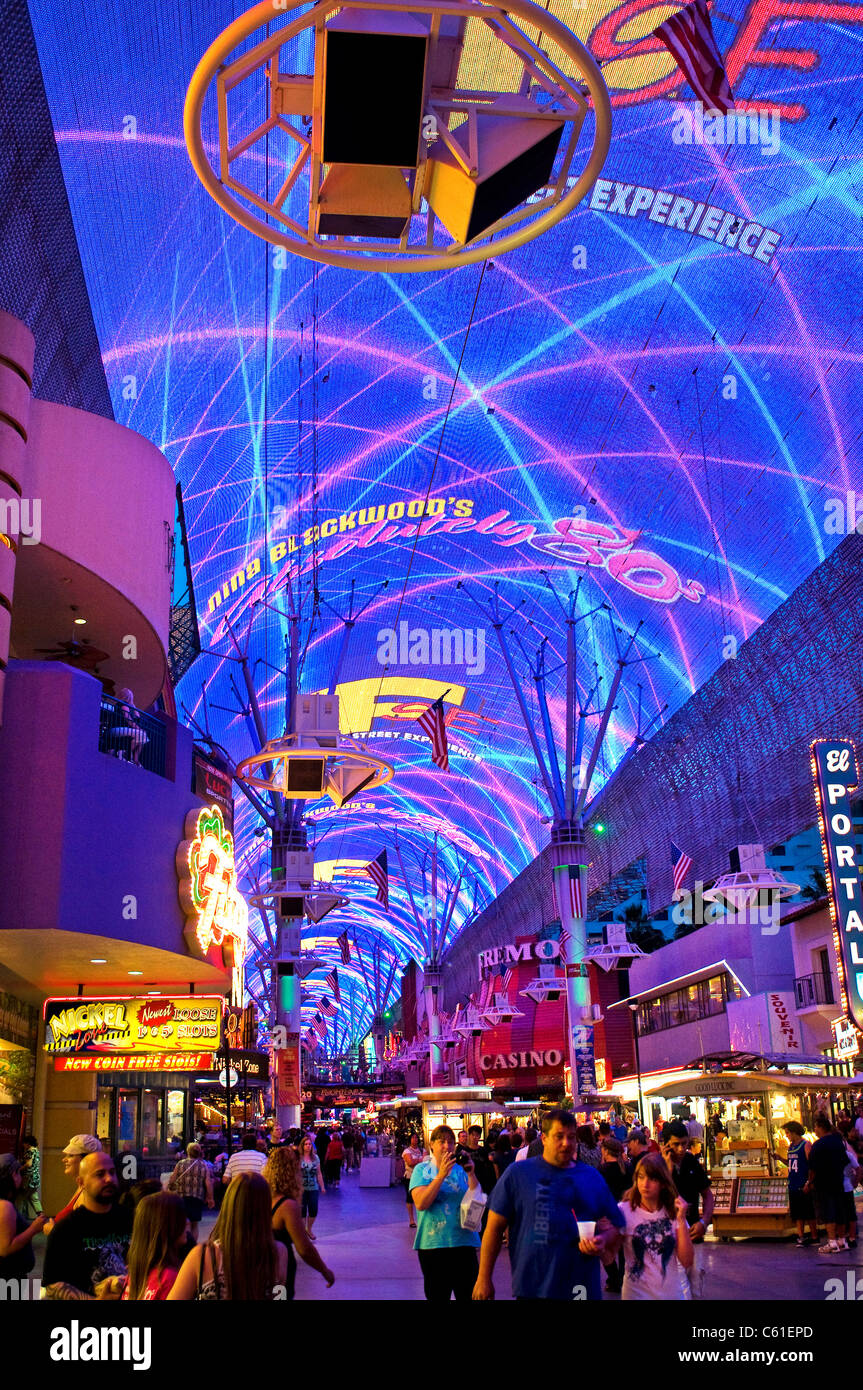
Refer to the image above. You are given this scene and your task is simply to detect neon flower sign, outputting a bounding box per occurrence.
[177,805,249,1005]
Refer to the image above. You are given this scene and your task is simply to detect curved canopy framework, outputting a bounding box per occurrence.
[28,0,863,1043]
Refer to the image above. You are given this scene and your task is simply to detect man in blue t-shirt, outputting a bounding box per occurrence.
[472,1108,624,1301]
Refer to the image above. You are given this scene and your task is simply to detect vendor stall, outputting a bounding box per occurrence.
[414,1085,499,1143]
[644,1069,863,1239]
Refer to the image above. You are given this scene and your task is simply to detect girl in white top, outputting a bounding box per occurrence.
[618,1154,694,1301]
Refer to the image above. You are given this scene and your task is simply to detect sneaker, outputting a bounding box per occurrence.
[795,1237,805,1246]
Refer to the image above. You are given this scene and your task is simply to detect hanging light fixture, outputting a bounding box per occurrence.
[478,992,525,1027]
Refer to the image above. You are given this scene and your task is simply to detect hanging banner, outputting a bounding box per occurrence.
[572,1025,597,1096]
[276,1041,301,1108]
[811,740,863,1031]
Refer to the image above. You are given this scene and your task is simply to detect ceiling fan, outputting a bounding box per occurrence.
[34,638,109,670]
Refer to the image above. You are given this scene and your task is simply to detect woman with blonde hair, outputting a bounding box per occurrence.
[168,1173,288,1300]
[618,1155,693,1301]
[264,1146,335,1298]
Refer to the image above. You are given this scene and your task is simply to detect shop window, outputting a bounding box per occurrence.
[667,989,688,1028]
[702,977,725,1016]
[142,1090,163,1153]
[167,1090,185,1145]
[96,1090,112,1149]
[117,1091,138,1150]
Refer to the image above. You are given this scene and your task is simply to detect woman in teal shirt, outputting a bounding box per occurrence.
[409,1125,482,1302]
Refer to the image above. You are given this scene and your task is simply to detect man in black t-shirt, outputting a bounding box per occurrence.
[662,1124,714,1235]
[463,1126,497,1194]
[805,1114,850,1253]
[43,1152,132,1298]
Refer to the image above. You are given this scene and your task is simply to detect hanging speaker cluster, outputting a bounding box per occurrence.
[185,0,611,272]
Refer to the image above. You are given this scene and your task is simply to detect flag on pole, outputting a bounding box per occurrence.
[671,842,693,892]
[337,930,352,965]
[416,696,449,771]
[652,0,734,114]
[326,967,341,1002]
[365,849,389,911]
[553,862,585,964]
[501,968,514,994]
[320,996,338,1018]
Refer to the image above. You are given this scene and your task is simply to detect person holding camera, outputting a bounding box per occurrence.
[409,1125,482,1302]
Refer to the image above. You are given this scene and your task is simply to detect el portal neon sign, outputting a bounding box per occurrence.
[811,741,863,1032]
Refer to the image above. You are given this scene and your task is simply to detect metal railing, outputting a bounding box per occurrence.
[98,695,167,778]
[794,972,835,1008]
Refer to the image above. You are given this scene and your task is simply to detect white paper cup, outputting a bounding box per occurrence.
[577,1220,596,1241]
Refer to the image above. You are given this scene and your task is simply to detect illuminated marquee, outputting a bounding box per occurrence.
[811,740,863,1032]
[206,503,706,625]
[43,995,222,1067]
[177,805,249,1005]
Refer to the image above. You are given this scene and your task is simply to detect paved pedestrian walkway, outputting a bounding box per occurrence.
[286,1173,862,1302]
[31,1170,862,1302]
[290,1169,513,1301]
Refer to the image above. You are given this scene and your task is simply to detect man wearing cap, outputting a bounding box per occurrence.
[42,1151,132,1299]
[43,1134,102,1235]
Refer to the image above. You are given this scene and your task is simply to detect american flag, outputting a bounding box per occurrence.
[312,1013,327,1040]
[671,842,693,892]
[559,926,571,963]
[337,930,352,965]
[416,696,449,771]
[319,996,338,1018]
[365,849,389,911]
[501,968,514,994]
[652,0,734,115]
[326,967,341,1002]
[560,864,584,920]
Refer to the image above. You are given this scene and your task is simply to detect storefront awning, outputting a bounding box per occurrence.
[644,1070,863,1100]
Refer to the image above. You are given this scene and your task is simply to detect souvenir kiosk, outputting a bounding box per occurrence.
[644,1066,863,1239]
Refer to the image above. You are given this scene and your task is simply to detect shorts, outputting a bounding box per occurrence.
[843,1191,857,1227]
[301,1189,319,1218]
[789,1189,814,1222]
[183,1195,204,1223]
[815,1191,844,1226]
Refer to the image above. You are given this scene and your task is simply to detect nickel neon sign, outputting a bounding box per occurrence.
[177,804,249,1004]
[811,740,863,1032]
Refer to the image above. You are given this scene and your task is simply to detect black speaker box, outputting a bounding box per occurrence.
[323,12,427,167]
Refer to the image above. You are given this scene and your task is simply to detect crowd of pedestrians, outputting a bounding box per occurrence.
[3,1101,860,1302]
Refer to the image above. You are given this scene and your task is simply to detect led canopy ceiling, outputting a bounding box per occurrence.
[27,0,863,1032]
[184,0,612,270]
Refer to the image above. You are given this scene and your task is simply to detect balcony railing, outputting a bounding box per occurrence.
[98,695,167,778]
[794,972,835,1008]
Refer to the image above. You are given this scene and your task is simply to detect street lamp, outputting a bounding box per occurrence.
[628,1002,644,1127]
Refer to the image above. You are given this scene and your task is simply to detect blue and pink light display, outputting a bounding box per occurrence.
[29,0,863,1024]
